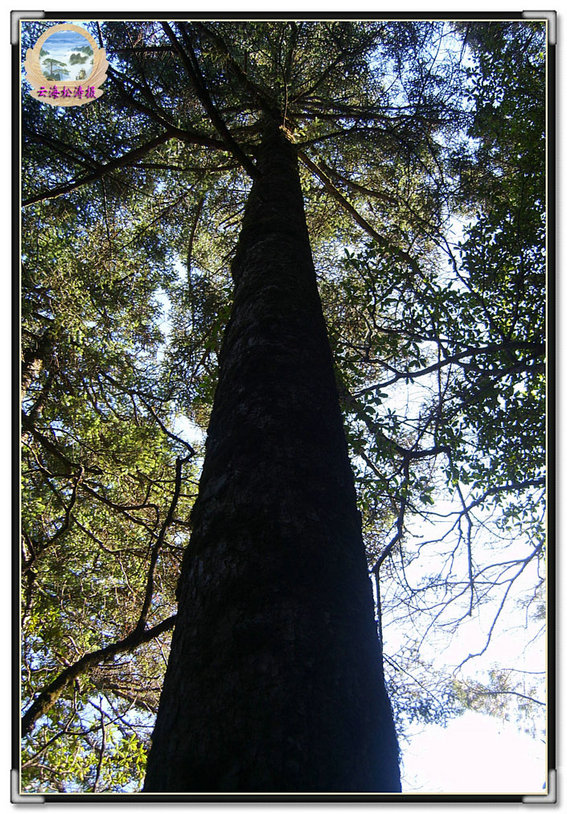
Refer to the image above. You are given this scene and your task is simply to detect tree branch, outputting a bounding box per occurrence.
[21,615,177,737]
[162,22,258,180]
[354,340,545,397]
[24,126,98,170]
[23,132,173,207]
[134,455,187,636]
[298,150,419,271]
[194,21,278,118]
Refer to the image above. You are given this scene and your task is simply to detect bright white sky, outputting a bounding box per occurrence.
[401,711,547,794]
[382,520,547,796]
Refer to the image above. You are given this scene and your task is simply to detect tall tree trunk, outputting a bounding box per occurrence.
[144,120,401,793]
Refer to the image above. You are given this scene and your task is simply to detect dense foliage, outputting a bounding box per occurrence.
[19,17,547,793]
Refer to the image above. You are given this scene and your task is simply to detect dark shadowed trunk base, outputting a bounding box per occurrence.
[143,120,401,793]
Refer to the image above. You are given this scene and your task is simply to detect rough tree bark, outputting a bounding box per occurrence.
[143,119,401,793]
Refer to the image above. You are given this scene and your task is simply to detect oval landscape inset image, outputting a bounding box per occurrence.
[40,29,94,81]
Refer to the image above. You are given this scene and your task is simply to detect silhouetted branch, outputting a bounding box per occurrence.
[22,615,177,737]
[298,150,419,271]
[162,22,258,180]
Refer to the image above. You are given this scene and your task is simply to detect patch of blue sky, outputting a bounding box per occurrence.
[42,30,92,55]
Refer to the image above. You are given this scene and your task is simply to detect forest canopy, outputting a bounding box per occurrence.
[19,15,548,794]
